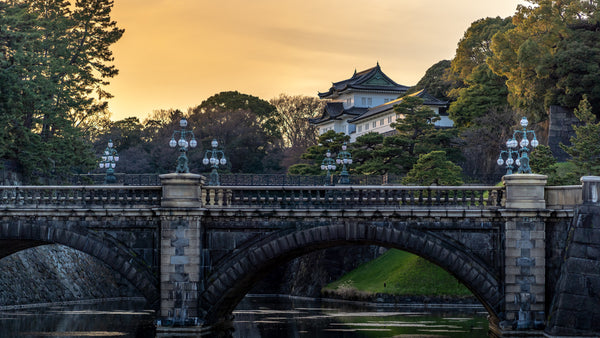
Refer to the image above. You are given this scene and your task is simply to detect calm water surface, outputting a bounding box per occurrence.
[232,295,489,338]
[0,296,489,337]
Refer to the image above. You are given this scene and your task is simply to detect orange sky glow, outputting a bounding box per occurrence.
[106,0,529,121]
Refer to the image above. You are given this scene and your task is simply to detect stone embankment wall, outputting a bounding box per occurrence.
[0,244,140,306]
[545,204,600,336]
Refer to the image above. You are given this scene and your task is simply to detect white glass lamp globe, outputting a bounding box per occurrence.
[515,158,521,166]
[520,117,528,128]
[211,139,218,148]
[179,118,188,128]
[114,156,119,162]
[203,157,209,165]
[520,138,529,148]
[497,157,504,166]
[99,163,105,168]
[189,139,197,148]
[531,138,539,147]
[220,158,227,165]
[169,139,177,148]
[507,158,514,166]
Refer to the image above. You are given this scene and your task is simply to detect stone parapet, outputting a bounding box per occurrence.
[581,176,600,205]
[159,173,205,208]
[503,174,547,209]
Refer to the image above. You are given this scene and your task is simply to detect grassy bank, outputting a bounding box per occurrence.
[323,249,472,298]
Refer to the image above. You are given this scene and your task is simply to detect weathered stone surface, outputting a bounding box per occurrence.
[546,205,600,337]
[0,245,140,305]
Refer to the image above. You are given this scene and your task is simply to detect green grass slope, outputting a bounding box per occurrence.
[323,249,472,297]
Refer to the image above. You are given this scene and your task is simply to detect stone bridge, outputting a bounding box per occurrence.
[0,174,597,337]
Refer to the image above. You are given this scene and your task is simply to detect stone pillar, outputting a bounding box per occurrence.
[581,176,600,205]
[158,173,205,326]
[501,174,548,331]
[159,173,204,208]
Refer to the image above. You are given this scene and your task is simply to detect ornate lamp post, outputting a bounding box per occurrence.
[496,148,520,175]
[202,139,227,186]
[169,118,198,173]
[320,149,336,186]
[336,143,353,185]
[498,117,539,174]
[99,139,119,184]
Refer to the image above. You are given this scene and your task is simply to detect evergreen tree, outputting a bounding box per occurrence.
[0,0,123,182]
[288,130,349,175]
[402,151,463,186]
[560,95,600,176]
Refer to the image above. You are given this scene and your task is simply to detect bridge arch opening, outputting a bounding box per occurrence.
[0,224,158,305]
[200,223,502,326]
[0,244,143,305]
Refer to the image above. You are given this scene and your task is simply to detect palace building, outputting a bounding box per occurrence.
[310,63,452,142]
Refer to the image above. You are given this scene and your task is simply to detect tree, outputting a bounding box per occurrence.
[560,95,600,176]
[269,94,324,170]
[188,91,285,173]
[448,64,509,129]
[197,91,281,140]
[406,60,453,102]
[460,107,517,183]
[288,130,349,175]
[489,0,600,120]
[529,144,563,184]
[351,132,399,175]
[451,17,513,79]
[392,96,461,165]
[0,0,123,182]
[269,94,324,149]
[402,151,463,186]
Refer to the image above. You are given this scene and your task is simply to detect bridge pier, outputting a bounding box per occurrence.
[158,173,205,327]
[498,174,548,334]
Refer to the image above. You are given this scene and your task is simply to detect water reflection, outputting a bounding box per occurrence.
[233,295,488,338]
[0,296,488,337]
[0,299,155,338]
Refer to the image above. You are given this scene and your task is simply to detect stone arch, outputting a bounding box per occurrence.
[200,222,502,324]
[0,222,158,304]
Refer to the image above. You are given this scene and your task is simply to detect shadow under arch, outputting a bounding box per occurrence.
[0,224,158,305]
[201,222,503,325]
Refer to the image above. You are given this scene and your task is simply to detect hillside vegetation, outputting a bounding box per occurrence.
[323,249,472,297]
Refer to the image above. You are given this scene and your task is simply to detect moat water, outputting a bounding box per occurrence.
[0,296,489,337]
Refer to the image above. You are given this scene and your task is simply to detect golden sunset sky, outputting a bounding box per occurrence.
[107,0,528,120]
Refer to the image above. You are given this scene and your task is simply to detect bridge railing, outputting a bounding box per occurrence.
[0,186,162,208]
[202,185,505,209]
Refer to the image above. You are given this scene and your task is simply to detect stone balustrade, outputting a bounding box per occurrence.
[202,185,504,209]
[0,185,162,207]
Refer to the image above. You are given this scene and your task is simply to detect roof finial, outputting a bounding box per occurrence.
[376,61,380,67]
[353,69,357,76]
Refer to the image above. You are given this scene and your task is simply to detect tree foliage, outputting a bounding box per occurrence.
[402,151,463,186]
[560,95,600,176]
[406,60,453,102]
[448,64,509,129]
[287,130,349,175]
[460,107,517,183]
[269,94,323,150]
[489,0,600,120]
[0,0,123,182]
[189,92,282,174]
